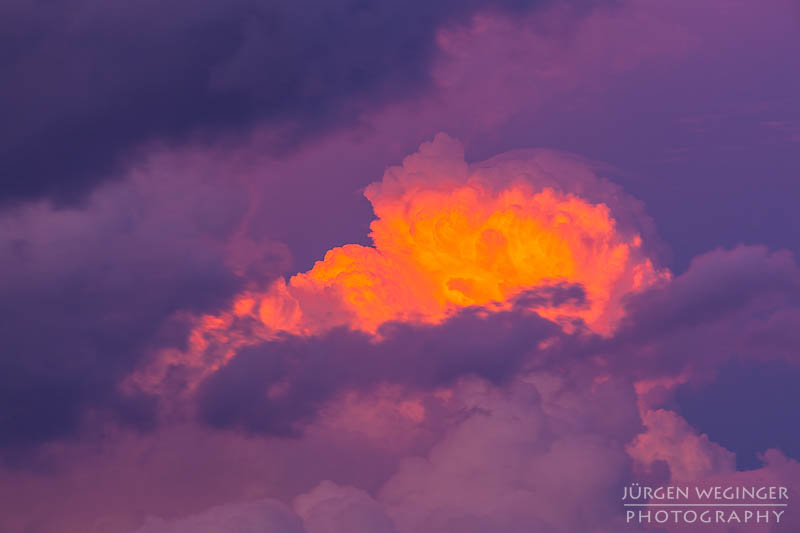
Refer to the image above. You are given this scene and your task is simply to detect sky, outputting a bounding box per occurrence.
[1,0,800,532]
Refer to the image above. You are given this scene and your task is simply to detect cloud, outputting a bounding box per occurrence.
[295,481,398,533]
[4,232,800,531]
[572,244,800,472]
[0,0,603,206]
[134,499,303,533]
[131,373,800,533]
[195,302,561,436]
[129,374,643,533]
[137,133,667,398]
[595,245,800,391]
[377,378,639,533]
[129,483,400,533]
[627,408,735,482]
[0,148,288,457]
[619,246,800,345]
[2,133,798,533]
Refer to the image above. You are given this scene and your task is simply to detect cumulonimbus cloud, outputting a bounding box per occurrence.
[130,133,669,397]
[0,0,604,205]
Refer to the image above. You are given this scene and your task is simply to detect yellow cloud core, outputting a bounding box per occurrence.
[128,143,670,394]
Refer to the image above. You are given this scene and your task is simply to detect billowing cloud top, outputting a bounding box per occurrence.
[131,134,669,394]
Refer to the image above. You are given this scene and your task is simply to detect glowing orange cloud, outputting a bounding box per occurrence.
[129,134,669,392]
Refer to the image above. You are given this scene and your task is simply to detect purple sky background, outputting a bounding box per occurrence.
[1,0,800,532]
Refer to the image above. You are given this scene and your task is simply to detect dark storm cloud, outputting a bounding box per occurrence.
[605,246,800,378]
[0,166,287,459]
[0,235,235,455]
[195,288,578,436]
[0,0,596,205]
[618,246,800,342]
